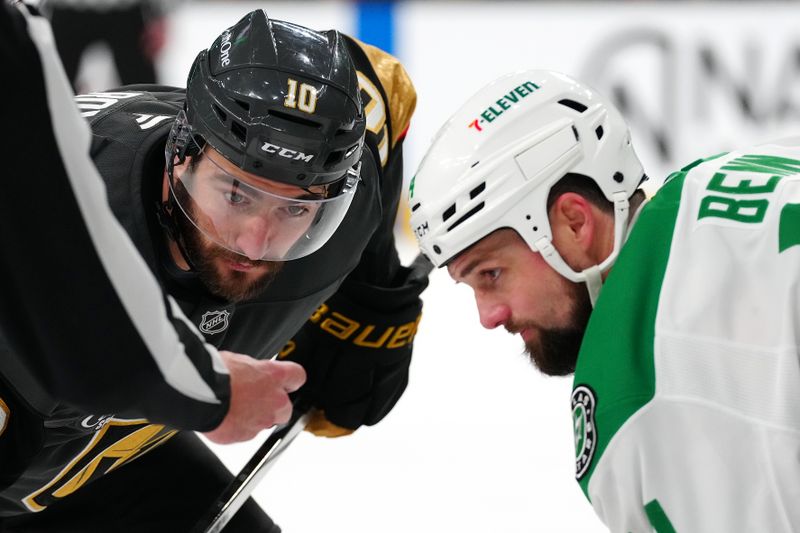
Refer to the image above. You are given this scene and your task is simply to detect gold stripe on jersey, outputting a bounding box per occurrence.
[305,410,355,438]
[351,38,417,148]
[23,420,177,512]
[0,398,8,439]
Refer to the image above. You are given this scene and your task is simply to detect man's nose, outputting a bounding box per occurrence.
[476,296,510,330]
[234,216,274,260]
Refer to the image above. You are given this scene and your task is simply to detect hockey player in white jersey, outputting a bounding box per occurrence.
[410,69,800,532]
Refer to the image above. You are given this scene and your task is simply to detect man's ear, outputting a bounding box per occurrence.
[549,192,597,261]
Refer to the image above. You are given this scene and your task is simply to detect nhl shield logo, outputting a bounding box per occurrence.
[199,310,230,335]
[572,384,597,480]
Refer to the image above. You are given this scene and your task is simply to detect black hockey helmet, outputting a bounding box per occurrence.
[183,9,366,189]
[161,10,366,262]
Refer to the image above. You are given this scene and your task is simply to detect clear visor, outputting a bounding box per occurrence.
[167,128,359,262]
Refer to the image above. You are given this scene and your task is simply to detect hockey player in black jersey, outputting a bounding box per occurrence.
[1,0,309,445]
[0,7,425,532]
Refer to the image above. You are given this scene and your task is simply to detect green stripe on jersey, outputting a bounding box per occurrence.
[779,203,800,253]
[574,171,686,497]
[644,499,677,533]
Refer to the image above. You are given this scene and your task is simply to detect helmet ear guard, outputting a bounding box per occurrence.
[409,70,645,304]
[165,110,205,172]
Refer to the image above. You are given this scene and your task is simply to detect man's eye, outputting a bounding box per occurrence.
[224,191,247,205]
[283,204,310,217]
[481,268,501,282]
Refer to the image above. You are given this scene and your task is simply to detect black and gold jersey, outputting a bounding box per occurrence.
[0,27,418,516]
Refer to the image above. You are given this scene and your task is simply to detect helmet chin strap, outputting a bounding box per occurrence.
[534,193,630,307]
[156,162,201,273]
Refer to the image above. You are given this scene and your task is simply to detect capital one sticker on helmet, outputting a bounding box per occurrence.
[260,142,314,162]
[219,30,232,67]
[468,81,541,132]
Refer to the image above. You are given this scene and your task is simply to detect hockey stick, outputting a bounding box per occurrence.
[193,253,435,532]
[192,403,312,533]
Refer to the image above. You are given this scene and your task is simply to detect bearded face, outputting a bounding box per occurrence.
[171,177,283,302]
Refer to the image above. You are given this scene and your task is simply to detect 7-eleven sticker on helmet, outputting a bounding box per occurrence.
[572,384,597,480]
[468,81,540,132]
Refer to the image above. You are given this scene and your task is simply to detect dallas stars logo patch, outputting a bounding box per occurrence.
[572,384,597,480]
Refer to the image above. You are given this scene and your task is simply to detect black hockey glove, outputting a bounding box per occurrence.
[280,262,428,437]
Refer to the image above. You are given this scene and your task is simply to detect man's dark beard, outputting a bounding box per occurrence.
[515,280,593,376]
[170,183,282,302]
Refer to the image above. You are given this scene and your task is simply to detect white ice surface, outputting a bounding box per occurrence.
[201,239,607,533]
[130,3,611,529]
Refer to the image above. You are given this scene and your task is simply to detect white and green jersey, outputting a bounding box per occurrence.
[572,138,800,533]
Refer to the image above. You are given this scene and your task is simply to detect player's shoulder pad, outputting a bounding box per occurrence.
[347,36,417,149]
[75,86,183,127]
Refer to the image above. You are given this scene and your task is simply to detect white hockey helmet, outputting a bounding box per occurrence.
[409,70,644,303]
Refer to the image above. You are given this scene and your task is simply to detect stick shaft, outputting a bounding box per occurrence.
[195,253,432,532]
[193,409,311,533]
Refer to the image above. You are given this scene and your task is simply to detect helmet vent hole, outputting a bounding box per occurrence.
[595,125,604,140]
[234,99,250,112]
[411,203,421,212]
[230,121,247,144]
[558,99,588,113]
[469,182,486,199]
[344,144,359,159]
[470,161,480,168]
[268,109,321,130]
[571,125,580,141]
[526,215,531,220]
[447,202,485,232]
[613,172,624,183]
[212,104,228,123]
[533,226,539,232]
[442,204,456,222]
[325,150,344,167]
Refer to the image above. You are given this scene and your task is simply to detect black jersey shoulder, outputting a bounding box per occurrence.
[77,87,183,270]
[78,87,238,339]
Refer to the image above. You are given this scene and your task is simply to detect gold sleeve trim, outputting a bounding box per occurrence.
[351,37,417,148]
[304,410,356,438]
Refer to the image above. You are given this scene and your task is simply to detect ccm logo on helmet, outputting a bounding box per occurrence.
[260,142,314,162]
